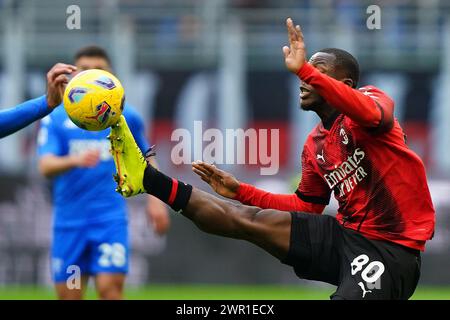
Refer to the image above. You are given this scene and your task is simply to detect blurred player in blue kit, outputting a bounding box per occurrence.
[37,46,169,300]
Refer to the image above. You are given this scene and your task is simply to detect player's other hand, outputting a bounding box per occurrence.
[192,161,240,199]
[146,196,170,236]
[73,149,101,168]
[46,63,77,109]
[282,18,307,74]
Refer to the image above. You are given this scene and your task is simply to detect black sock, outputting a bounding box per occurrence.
[143,165,193,212]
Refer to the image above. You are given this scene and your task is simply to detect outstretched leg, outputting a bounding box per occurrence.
[141,162,292,260]
[108,116,291,260]
[182,187,291,260]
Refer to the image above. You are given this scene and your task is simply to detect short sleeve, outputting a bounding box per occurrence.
[37,115,64,157]
[124,108,150,154]
[296,147,331,205]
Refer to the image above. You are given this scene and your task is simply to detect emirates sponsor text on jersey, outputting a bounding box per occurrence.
[323,148,368,197]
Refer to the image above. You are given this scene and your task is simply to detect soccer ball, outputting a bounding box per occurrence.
[63,69,125,131]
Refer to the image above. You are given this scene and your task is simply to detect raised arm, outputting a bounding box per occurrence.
[297,64,394,130]
[282,17,394,131]
[0,96,50,138]
[0,63,76,139]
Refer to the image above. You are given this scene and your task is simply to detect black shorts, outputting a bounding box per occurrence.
[281,212,421,300]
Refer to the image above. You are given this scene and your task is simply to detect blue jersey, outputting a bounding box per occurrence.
[37,104,149,228]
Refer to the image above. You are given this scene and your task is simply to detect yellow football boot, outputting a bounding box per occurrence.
[108,115,147,197]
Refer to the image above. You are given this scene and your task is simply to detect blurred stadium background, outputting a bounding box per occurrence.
[0,0,449,299]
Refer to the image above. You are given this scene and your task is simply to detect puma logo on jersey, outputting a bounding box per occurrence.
[340,128,349,145]
[358,281,372,298]
[316,150,325,162]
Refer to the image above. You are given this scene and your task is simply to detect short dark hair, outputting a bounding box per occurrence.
[74,45,111,64]
[318,48,359,88]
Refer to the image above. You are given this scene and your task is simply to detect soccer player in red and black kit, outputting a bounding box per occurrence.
[111,18,435,299]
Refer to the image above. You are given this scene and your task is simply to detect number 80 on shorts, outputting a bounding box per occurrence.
[351,254,385,285]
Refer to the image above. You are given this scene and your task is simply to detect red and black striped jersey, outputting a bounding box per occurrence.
[296,64,435,251]
[235,62,435,251]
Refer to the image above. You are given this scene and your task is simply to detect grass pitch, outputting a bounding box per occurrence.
[0,284,448,300]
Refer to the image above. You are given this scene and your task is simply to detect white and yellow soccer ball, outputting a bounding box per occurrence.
[63,69,125,131]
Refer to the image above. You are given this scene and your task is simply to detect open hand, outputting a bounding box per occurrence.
[282,18,307,74]
[46,63,77,109]
[192,161,240,199]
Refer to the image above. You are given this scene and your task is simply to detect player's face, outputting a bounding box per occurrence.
[300,52,336,111]
[74,56,112,76]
